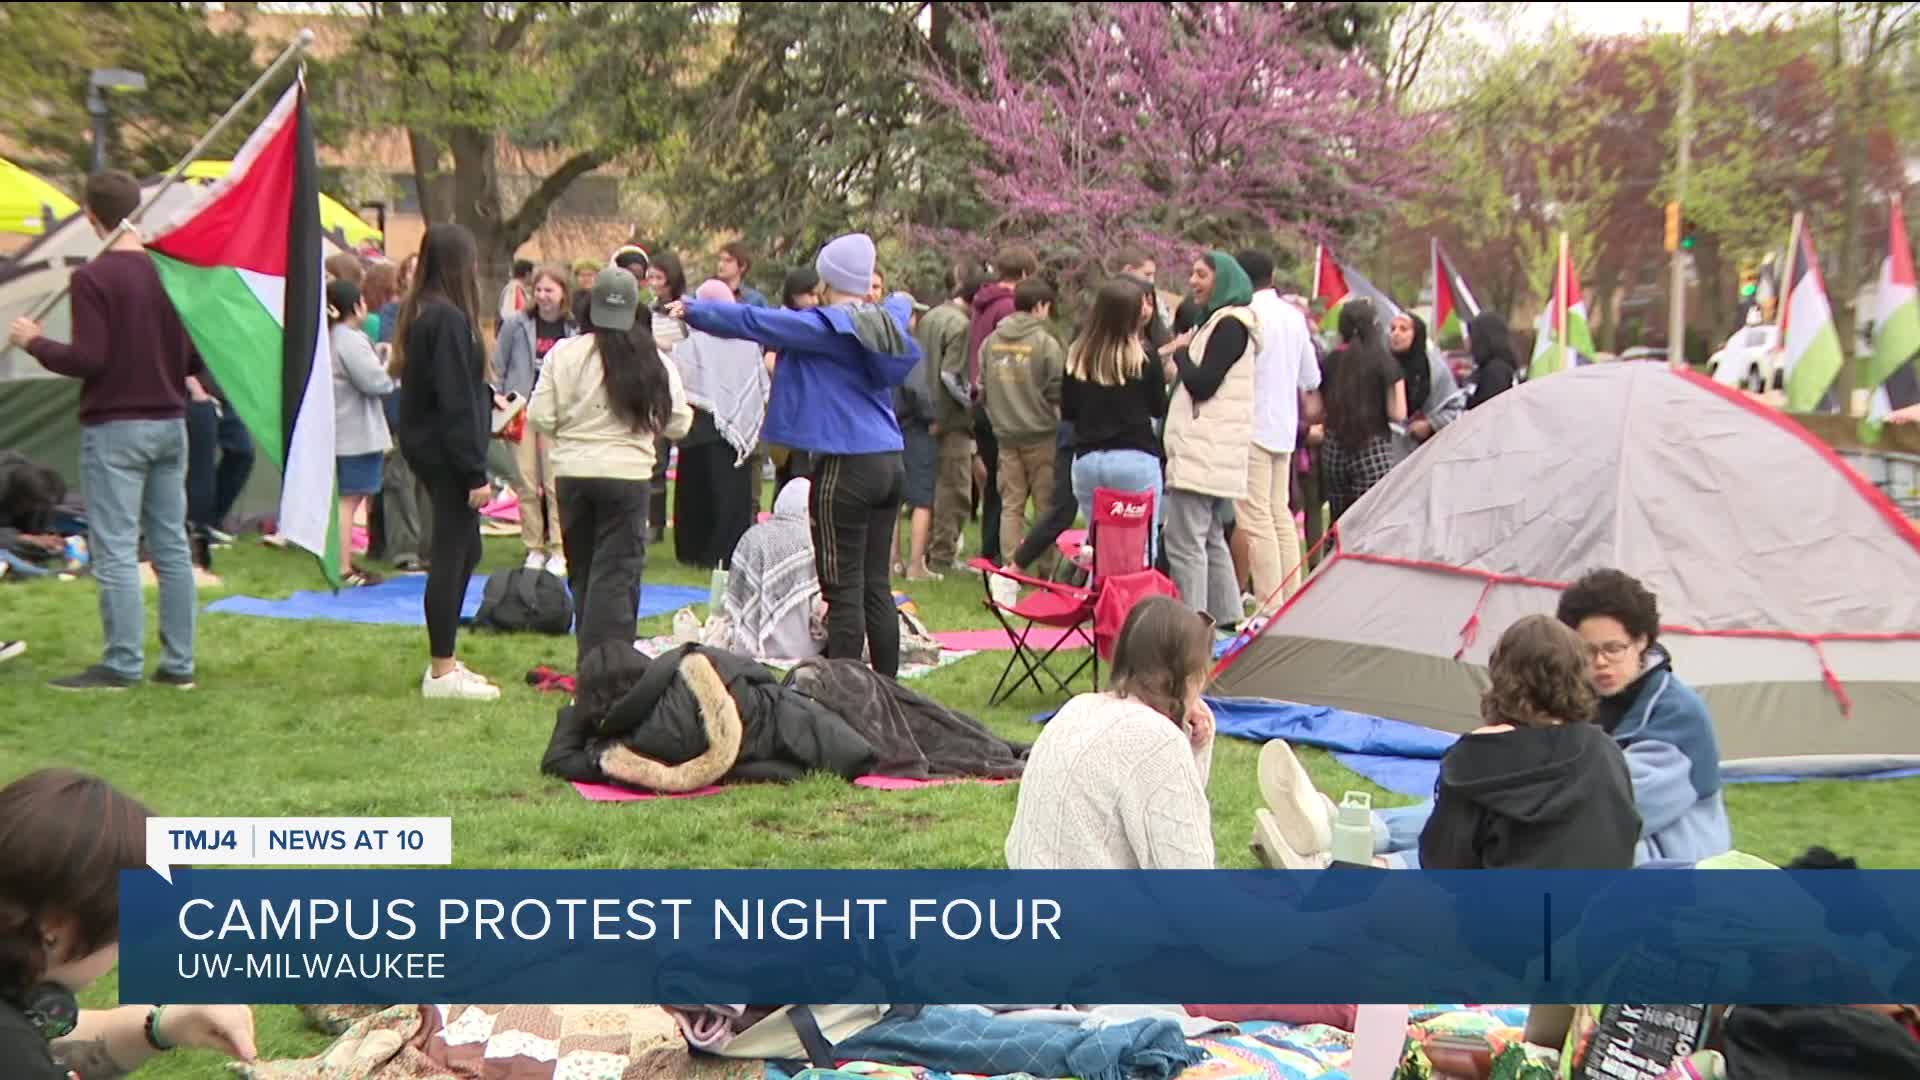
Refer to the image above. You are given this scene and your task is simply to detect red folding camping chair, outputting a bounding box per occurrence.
[973,487,1163,705]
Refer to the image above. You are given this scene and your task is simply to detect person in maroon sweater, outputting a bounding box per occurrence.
[8,171,203,692]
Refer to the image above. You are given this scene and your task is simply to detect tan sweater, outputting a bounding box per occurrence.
[527,333,693,481]
[1005,692,1215,870]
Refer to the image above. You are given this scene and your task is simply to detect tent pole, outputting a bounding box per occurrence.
[14,29,316,332]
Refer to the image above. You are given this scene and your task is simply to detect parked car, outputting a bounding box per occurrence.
[1708,325,1781,392]
[1617,346,1668,363]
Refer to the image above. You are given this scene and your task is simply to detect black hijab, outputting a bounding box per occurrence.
[1393,313,1432,415]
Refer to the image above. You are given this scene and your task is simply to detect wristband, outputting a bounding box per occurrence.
[144,1005,174,1052]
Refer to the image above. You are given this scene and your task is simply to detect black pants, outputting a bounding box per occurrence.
[673,439,754,570]
[1010,441,1076,570]
[973,405,1001,562]
[419,469,484,660]
[557,476,648,661]
[811,451,905,678]
[186,400,256,532]
[648,435,671,542]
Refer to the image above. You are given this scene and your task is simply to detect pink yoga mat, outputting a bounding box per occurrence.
[932,627,1086,652]
[571,776,1010,802]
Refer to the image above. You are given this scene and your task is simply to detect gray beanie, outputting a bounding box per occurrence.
[815,233,876,298]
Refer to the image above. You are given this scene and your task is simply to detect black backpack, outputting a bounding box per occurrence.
[473,569,573,635]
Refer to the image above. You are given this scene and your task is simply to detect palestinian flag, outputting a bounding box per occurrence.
[1864,360,1920,442]
[1312,244,1400,338]
[1779,219,1846,413]
[145,80,338,583]
[1861,195,1920,442]
[1529,242,1596,381]
[1430,239,1480,344]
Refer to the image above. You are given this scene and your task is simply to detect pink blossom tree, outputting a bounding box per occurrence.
[918,2,1428,296]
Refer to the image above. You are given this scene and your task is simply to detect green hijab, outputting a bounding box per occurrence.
[1200,250,1254,317]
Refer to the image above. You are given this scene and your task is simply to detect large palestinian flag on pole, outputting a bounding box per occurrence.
[1862,194,1920,441]
[1779,218,1846,413]
[1312,244,1400,338]
[1430,239,1480,343]
[144,79,338,584]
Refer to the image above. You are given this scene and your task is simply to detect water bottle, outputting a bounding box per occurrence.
[708,562,729,611]
[64,536,90,571]
[1348,1002,1412,1079]
[1331,791,1374,867]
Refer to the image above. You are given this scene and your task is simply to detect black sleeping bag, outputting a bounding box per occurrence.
[540,642,877,793]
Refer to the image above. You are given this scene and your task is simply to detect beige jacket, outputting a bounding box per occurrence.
[527,333,693,481]
[1163,306,1259,500]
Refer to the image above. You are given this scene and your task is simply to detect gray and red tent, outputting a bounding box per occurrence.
[1213,362,1920,769]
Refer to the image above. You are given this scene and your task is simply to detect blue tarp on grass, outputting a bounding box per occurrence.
[206,575,708,628]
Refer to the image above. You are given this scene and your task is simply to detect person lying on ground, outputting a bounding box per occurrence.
[1006,595,1218,870]
[0,769,257,1078]
[1253,567,1731,869]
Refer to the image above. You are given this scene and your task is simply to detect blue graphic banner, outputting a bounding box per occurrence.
[120,869,1920,1005]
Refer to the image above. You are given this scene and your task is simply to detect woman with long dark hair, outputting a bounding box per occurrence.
[643,250,688,545]
[0,769,257,1076]
[1465,311,1518,409]
[529,269,691,661]
[392,223,498,700]
[767,268,823,498]
[1319,298,1406,522]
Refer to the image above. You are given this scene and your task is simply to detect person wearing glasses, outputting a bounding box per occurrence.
[1253,567,1731,869]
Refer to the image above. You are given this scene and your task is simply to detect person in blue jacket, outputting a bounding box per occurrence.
[1555,568,1732,865]
[669,233,922,677]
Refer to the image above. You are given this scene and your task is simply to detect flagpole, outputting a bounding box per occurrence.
[1311,243,1324,302]
[1429,237,1439,323]
[1776,212,1803,346]
[1557,232,1570,368]
[18,30,316,329]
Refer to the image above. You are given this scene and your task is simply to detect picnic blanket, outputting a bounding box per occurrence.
[572,775,1013,803]
[823,1006,1205,1080]
[206,577,707,628]
[635,635,975,682]
[232,1003,755,1080]
[1206,697,1920,797]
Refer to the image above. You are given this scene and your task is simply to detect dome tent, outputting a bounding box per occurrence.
[1212,362,1920,767]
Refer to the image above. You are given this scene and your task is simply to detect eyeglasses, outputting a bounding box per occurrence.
[1589,641,1637,661]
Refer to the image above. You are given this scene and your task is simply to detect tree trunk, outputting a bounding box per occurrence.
[447,126,510,294]
[1695,237,1727,352]
[407,129,447,226]
[1592,266,1620,351]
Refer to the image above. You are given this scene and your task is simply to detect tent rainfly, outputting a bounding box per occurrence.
[1213,362,1920,769]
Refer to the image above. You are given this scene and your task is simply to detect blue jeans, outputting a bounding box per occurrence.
[1373,800,1433,870]
[1071,450,1164,562]
[82,420,196,680]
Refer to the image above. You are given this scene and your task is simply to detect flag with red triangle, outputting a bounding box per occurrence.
[1779,219,1846,413]
[1530,243,1596,380]
[1863,195,1920,441]
[144,79,338,584]
[1430,240,1480,343]
[1312,244,1399,337]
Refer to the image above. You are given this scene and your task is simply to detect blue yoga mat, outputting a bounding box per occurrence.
[206,575,709,628]
[1207,696,1920,795]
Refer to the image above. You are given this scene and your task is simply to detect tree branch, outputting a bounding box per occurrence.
[502,145,611,244]
[492,1,546,54]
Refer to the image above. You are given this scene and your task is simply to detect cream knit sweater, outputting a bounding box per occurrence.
[1005,692,1216,870]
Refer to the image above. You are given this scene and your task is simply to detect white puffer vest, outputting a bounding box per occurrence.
[1164,305,1260,500]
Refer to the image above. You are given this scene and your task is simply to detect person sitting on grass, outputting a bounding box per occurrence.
[1253,568,1732,869]
[0,769,258,1078]
[1413,615,1640,870]
[1006,595,1217,870]
[722,478,826,662]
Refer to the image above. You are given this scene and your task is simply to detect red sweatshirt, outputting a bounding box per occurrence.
[26,250,203,426]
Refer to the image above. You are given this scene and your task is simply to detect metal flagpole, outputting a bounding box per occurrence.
[1777,212,1804,345]
[1557,232,1571,369]
[17,29,316,329]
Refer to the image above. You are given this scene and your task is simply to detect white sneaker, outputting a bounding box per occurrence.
[988,572,1020,610]
[545,555,568,579]
[1251,809,1333,870]
[1257,739,1334,855]
[421,664,501,701]
[523,552,548,571]
[0,640,24,664]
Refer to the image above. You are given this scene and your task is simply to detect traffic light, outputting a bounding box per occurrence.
[1664,201,1681,253]
[1739,266,1758,299]
[1681,225,1697,251]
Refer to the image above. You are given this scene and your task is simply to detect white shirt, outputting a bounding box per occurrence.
[1005,692,1214,870]
[1248,288,1321,453]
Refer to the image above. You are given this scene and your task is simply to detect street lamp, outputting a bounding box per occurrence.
[88,68,148,174]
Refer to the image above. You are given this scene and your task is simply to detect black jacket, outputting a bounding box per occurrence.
[397,300,491,490]
[1419,723,1640,870]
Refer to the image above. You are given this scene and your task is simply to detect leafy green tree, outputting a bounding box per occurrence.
[340,1,715,280]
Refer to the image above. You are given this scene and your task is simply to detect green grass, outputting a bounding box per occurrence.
[4,514,1917,1077]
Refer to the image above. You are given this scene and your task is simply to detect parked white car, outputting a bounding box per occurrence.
[1709,325,1780,392]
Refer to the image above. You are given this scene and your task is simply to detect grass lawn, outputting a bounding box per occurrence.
[4,512,1917,1078]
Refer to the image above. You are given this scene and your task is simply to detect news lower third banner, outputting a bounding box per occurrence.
[120,869,1920,1006]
